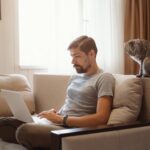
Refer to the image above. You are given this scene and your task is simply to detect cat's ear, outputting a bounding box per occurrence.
[129,41,135,49]
[124,40,132,50]
[124,41,130,50]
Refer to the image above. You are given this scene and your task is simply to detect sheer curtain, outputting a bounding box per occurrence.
[82,0,125,73]
[19,0,82,75]
[18,0,125,75]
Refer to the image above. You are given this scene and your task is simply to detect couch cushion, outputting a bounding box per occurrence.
[108,74,143,124]
[0,74,35,116]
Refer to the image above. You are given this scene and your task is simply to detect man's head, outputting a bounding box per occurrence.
[68,35,98,74]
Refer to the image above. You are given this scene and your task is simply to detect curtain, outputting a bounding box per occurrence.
[19,0,82,75]
[84,0,125,74]
[124,0,150,75]
[19,0,125,75]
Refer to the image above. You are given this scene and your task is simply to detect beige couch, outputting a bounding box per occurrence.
[33,73,150,150]
[0,73,150,150]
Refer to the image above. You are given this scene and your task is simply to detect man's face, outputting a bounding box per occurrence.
[70,48,92,73]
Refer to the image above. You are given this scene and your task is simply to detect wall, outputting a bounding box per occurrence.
[0,0,47,86]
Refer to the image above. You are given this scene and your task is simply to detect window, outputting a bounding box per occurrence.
[18,0,125,74]
[19,0,83,74]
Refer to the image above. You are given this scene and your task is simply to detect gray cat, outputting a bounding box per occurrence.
[124,39,150,77]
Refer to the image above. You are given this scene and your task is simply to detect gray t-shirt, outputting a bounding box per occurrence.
[59,71,115,117]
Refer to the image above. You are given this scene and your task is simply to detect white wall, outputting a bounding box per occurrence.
[0,0,15,73]
[0,0,47,86]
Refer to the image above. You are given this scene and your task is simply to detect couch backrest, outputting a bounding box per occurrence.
[33,74,150,122]
[33,74,70,113]
[139,78,150,121]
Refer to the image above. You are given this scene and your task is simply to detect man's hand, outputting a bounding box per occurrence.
[38,109,63,124]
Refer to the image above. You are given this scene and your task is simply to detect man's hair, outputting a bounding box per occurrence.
[68,35,98,55]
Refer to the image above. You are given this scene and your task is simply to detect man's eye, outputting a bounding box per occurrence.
[75,56,80,58]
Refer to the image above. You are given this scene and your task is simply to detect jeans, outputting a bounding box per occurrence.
[0,117,64,150]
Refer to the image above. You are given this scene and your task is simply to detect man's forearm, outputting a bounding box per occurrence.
[64,113,108,127]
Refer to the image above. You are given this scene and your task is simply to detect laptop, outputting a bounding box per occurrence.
[0,89,52,125]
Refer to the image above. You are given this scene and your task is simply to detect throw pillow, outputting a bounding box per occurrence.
[108,74,143,124]
[0,74,35,116]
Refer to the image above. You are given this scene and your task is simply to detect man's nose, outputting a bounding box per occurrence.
[71,58,76,64]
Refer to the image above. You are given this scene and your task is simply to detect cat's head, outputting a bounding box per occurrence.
[124,39,150,61]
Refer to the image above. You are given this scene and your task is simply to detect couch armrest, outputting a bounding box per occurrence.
[51,121,150,150]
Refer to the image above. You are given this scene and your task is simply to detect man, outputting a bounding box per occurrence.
[0,35,115,149]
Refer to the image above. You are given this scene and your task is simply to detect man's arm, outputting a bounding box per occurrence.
[38,96,113,127]
[66,96,113,127]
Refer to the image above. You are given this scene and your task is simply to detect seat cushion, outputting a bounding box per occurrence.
[0,74,35,116]
[108,74,143,124]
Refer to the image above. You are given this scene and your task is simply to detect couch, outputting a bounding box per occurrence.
[0,73,150,150]
[33,73,150,150]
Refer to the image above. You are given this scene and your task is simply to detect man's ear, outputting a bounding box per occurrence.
[89,49,96,57]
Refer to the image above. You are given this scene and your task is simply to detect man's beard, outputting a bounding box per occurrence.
[73,64,90,73]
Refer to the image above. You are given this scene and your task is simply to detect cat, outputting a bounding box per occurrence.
[124,39,150,77]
